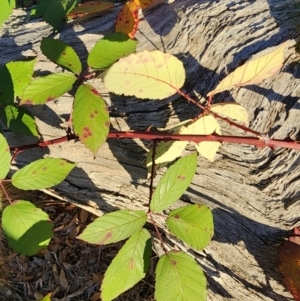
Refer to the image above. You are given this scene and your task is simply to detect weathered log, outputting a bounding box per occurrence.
[1,0,300,299]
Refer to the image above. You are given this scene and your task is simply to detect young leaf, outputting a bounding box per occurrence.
[0,133,11,179]
[166,204,213,250]
[41,37,82,74]
[0,105,39,137]
[180,115,221,162]
[155,251,207,301]
[73,84,110,156]
[88,32,138,70]
[133,0,164,9]
[207,41,288,96]
[115,1,139,39]
[6,59,36,98]
[39,293,52,301]
[12,157,75,190]
[2,200,53,256]
[103,50,185,99]
[77,210,147,245]
[67,1,114,19]
[32,0,79,31]
[20,73,76,105]
[101,228,152,301]
[210,102,249,126]
[0,65,14,106]
[0,0,15,28]
[150,153,197,213]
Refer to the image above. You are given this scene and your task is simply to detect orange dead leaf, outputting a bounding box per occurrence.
[207,41,288,97]
[67,1,114,19]
[279,229,300,301]
[133,0,165,9]
[115,1,139,39]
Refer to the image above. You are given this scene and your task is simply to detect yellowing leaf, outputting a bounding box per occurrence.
[207,41,288,96]
[210,102,249,126]
[180,115,221,162]
[133,0,164,9]
[115,1,139,39]
[103,50,185,99]
[67,1,114,19]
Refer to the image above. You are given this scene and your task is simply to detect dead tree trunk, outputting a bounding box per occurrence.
[1,0,300,300]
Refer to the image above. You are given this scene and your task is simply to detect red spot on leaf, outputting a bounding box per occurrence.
[82,126,92,139]
[171,260,177,265]
[68,64,72,67]
[47,97,54,102]
[62,52,66,55]
[32,171,36,174]
[175,214,179,219]
[24,99,33,105]
[91,88,99,95]
[42,167,47,170]
[177,175,186,180]
[94,110,98,114]
[90,113,94,118]
[105,122,110,127]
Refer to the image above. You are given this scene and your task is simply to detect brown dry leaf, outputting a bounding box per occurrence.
[279,239,300,301]
[79,208,89,223]
[90,292,101,301]
[207,41,288,96]
[59,268,68,290]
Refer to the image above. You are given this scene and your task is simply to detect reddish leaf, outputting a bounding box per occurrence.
[67,1,114,19]
[279,229,300,301]
[115,1,139,39]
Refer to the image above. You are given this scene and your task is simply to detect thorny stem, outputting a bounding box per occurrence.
[148,212,168,254]
[0,181,12,204]
[8,131,300,153]
[148,140,157,210]
[176,89,205,111]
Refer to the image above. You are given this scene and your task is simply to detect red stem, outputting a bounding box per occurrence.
[9,132,300,152]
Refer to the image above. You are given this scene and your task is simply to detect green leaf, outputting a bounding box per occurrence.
[77,210,147,245]
[155,251,207,301]
[88,32,138,70]
[73,84,110,156]
[41,37,82,74]
[20,73,76,105]
[0,105,39,136]
[0,65,14,106]
[39,293,52,301]
[101,228,152,301]
[32,0,79,31]
[103,50,185,99]
[166,204,213,251]
[0,133,11,179]
[6,59,36,98]
[2,200,53,256]
[12,157,75,190]
[0,0,15,28]
[150,154,197,213]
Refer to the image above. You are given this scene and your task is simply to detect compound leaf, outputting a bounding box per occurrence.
[103,50,185,99]
[0,0,15,28]
[101,228,151,301]
[150,153,197,213]
[2,200,53,256]
[67,1,114,19]
[155,251,207,301]
[210,102,249,126]
[166,204,213,250]
[6,59,36,98]
[207,41,288,96]
[78,210,147,245]
[0,105,39,136]
[73,84,110,156]
[20,73,76,105]
[0,133,11,179]
[88,32,138,70]
[12,157,75,190]
[41,37,82,74]
[180,115,221,162]
[115,1,139,39]
[133,0,164,9]
[0,65,14,106]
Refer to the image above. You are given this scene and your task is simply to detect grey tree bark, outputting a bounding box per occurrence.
[1,0,300,300]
